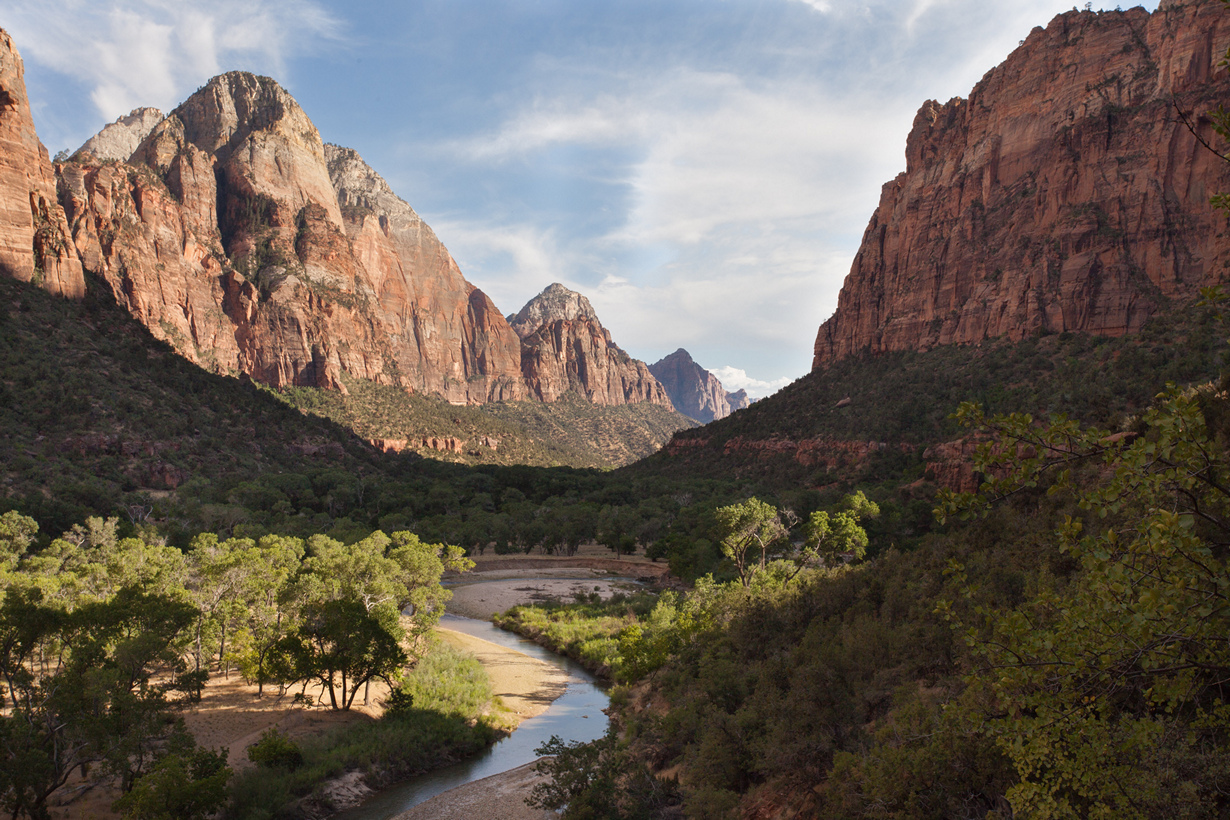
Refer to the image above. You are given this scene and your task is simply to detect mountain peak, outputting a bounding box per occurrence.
[75,107,163,162]
[509,283,599,338]
[649,349,748,424]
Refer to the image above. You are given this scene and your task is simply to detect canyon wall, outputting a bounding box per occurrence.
[0,30,83,298]
[814,0,1230,368]
[0,37,658,407]
[649,348,748,423]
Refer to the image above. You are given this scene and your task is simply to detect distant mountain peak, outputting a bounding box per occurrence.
[649,348,749,424]
[510,283,673,408]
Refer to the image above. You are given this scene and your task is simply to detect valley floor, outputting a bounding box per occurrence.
[48,553,651,819]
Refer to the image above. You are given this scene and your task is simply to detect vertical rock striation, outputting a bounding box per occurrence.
[0,29,83,297]
[814,0,1230,369]
[512,283,673,407]
[0,32,683,414]
[46,69,526,401]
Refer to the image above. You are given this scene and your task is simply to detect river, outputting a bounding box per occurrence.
[332,613,611,820]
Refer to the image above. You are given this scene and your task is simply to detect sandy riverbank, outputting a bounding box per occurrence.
[389,761,555,820]
[50,557,642,819]
[436,627,570,720]
[446,566,649,619]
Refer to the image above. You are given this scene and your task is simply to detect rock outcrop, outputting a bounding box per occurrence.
[512,283,673,407]
[32,67,526,402]
[75,107,163,161]
[0,29,83,297]
[814,0,1230,369]
[0,32,696,415]
[326,145,526,402]
[648,348,746,423]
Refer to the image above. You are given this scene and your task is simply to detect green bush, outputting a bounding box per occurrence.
[398,639,493,717]
[245,728,303,770]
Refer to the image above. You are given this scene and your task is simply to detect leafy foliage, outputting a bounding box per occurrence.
[529,729,681,819]
[938,386,1230,819]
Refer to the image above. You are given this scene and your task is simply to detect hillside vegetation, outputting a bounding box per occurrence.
[639,306,1227,487]
[273,377,693,469]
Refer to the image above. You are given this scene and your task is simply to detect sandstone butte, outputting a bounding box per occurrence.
[0,31,671,411]
[510,283,674,407]
[813,0,1230,369]
[649,348,751,424]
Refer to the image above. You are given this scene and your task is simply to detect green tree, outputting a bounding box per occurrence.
[714,497,789,587]
[279,598,407,710]
[938,388,1230,819]
[111,728,230,820]
[795,490,880,575]
[0,511,37,576]
[0,586,200,817]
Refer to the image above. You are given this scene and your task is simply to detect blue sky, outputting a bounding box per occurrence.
[5,0,1159,398]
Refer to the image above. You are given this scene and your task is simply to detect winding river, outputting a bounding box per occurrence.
[333,612,611,820]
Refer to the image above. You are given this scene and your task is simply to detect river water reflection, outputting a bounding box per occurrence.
[333,613,610,820]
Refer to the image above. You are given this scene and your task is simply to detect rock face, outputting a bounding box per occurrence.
[75,107,163,161]
[648,348,746,423]
[814,0,1230,369]
[0,33,682,413]
[512,283,673,407]
[326,145,526,402]
[0,29,83,297]
[26,66,526,402]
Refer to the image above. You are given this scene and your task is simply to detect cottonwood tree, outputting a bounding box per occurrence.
[277,598,406,711]
[0,586,206,818]
[715,495,878,587]
[714,498,790,587]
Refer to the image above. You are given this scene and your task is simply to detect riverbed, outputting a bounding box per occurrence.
[332,613,611,820]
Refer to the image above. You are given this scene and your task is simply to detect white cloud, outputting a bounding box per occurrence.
[711,367,793,400]
[5,0,342,124]
[440,67,904,385]
[789,0,833,12]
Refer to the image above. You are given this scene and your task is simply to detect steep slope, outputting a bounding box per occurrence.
[814,0,1230,368]
[511,283,674,407]
[55,71,526,402]
[0,29,83,297]
[648,348,745,423]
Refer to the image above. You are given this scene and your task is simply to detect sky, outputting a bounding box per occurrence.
[5,0,1160,399]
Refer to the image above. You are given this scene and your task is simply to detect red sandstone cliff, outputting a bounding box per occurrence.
[0,30,83,298]
[814,0,1230,369]
[0,52,529,403]
[512,283,673,407]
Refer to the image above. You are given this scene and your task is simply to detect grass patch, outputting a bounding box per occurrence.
[401,637,506,724]
[494,592,659,678]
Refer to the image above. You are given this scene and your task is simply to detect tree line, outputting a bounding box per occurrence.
[0,512,469,819]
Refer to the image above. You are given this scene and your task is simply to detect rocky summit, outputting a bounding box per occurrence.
[0,40,674,411]
[648,348,750,423]
[511,283,673,407]
[75,107,163,162]
[814,0,1230,369]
